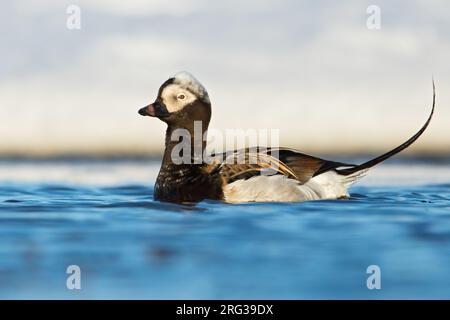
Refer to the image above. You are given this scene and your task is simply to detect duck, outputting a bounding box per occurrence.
[138,72,435,204]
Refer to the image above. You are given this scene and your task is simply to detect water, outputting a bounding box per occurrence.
[0,159,449,299]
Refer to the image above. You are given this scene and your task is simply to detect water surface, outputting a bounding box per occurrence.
[0,159,449,299]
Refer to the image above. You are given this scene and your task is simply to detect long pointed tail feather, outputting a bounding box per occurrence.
[337,80,436,176]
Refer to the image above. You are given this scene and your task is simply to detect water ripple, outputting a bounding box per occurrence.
[0,181,449,299]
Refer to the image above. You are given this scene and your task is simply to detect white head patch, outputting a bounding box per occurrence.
[160,71,210,113]
[172,71,210,104]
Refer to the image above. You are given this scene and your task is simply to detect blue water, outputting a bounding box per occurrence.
[0,161,449,299]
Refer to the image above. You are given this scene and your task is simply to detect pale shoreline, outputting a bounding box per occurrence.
[0,160,449,187]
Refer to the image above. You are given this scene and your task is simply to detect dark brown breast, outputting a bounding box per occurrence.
[154,164,223,203]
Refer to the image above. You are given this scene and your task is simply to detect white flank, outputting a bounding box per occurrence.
[223,170,368,203]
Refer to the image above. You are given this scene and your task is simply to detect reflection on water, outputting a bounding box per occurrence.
[0,161,449,299]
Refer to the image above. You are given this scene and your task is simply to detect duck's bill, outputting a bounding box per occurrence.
[138,104,157,117]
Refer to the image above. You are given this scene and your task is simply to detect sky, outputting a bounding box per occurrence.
[1,0,449,156]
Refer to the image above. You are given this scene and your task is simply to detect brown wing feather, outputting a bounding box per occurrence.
[213,148,354,185]
[270,148,354,183]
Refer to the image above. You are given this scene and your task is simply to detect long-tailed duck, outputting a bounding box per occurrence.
[138,72,435,203]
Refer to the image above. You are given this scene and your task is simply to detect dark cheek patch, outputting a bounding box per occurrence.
[154,101,170,117]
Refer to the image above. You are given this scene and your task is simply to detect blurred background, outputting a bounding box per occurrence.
[1,0,449,158]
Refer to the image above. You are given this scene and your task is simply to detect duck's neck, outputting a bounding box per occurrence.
[155,121,223,203]
[162,121,208,168]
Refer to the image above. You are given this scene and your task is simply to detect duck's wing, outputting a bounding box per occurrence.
[211,148,355,185]
[271,148,355,183]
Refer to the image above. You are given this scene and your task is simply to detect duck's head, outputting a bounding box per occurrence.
[138,72,211,129]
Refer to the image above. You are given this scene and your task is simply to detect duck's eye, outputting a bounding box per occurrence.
[177,93,186,100]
